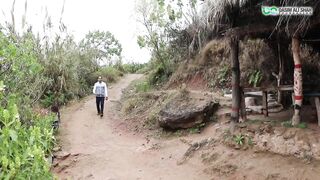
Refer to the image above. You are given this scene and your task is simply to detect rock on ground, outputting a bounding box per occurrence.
[159,91,219,129]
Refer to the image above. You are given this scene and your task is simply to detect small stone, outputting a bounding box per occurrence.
[86,174,93,178]
[234,145,241,150]
[238,124,247,128]
[53,146,62,152]
[53,162,59,167]
[274,127,286,136]
[283,129,297,139]
[55,151,71,160]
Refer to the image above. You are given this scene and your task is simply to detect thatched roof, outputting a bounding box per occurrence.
[200,0,320,39]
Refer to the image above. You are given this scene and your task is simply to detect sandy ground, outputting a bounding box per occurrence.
[53,74,320,180]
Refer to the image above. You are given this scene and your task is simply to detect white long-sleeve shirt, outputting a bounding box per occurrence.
[93,82,108,97]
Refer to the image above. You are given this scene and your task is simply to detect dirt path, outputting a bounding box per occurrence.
[54,74,320,180]
[53,74,210,180]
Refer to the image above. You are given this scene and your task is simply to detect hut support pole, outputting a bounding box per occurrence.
[277,42,283,104]
[315,97,320,127]
[230,37,240,123]
[291,37,303,125]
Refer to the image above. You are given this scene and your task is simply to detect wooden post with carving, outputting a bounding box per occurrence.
[291,37,303,125]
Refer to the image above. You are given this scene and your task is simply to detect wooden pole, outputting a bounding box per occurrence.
[291,37,303,125]
[277,41,283,104]
[240,88,247,122]
[262,91,269,117]
[230,37,240,123]
[315,97,320,127]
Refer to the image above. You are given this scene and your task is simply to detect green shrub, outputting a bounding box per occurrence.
[148,64,172,86]
[121,63,147,73]
[40,92,55,108]
[91,66,124,84]
[0,88,55,179]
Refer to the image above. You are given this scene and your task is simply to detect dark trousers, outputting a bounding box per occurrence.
[96,97,105,114]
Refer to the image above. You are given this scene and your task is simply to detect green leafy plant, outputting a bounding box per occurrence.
[216,65,231,86]
[0,87,55,179]
[234,134,245,146]
[248,70,262,87]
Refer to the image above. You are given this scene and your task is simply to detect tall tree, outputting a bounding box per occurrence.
[80,30,122,65]
[136,0,185,75]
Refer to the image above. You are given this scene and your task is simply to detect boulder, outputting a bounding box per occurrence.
[159,91,219,129]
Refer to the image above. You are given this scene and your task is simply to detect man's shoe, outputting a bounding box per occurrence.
[100,113,103,117]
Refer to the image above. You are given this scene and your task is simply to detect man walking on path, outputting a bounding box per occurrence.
[93,76,108,117]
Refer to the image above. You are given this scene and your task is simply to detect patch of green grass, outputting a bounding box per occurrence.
[296,122,307,129]
[144,112,158,129]
[189,127,200,134]
[281,121,293,128]
[281,121,308,129]
[246,119,262,124]
[173,130,184,137]
[135,80,151,92]
[188,123,206,134]
[122,98,142,114]
[248,136,254,146]
[270,120,279,126]
[223,129,232,140]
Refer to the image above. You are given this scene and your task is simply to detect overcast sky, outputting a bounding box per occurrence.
[0,0,151,63]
